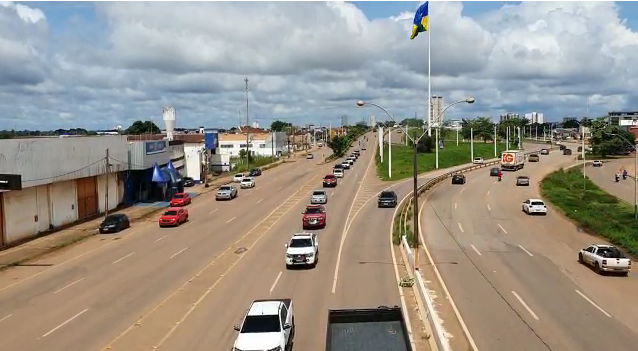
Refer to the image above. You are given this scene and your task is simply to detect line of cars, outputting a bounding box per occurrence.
[216,168,262,201]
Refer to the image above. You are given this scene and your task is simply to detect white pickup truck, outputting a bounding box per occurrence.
[233,299,295,351]
[285,233,319,268]
[579,244,632,276]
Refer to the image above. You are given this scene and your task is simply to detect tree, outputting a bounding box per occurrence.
[271,120,292,132]
[461,117,495,142]
[590,118,635,157]
[562,119,580,129]
[126,120,160,134]
[327,136,349,157]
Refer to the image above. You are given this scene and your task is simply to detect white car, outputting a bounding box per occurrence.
[341,161,351,169]
[578,244,631,275]
[473,157,484,164]
[240,177,255,189]
[233,299,295,351]
[233,173,245,183]
[333,169,344,178]
[592,160,603,167]
[285,233,319,268]
[306,153,314,159]
[346,158,354,165]
[522,198,547,215]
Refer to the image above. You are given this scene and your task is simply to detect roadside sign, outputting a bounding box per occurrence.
[502,153,514,163]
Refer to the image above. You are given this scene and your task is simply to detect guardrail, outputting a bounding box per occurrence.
[395,145,558,351]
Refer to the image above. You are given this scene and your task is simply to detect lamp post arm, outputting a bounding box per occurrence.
[414,99,468,144]
[364,102,417,144]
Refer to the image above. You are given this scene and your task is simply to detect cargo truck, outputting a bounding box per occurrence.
[325,306,412,351]
[500,150,525,171]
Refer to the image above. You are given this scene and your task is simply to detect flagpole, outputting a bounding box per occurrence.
[427,17,432,137]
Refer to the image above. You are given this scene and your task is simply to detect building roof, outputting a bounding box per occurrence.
[126,133,205,143]
[239,125,267,134]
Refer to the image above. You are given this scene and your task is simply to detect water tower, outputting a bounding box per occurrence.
[162,107,176,140]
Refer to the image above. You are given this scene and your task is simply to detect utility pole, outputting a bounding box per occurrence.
[271,131,275,161]
[203,149,210,187]
[105,148,110,219]
[245,77,250,170]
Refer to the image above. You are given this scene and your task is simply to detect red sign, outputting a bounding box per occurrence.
[502,153,514,163]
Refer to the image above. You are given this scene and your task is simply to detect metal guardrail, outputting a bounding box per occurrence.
[395,145,557,351]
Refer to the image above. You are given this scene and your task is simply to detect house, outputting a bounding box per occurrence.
[217,131,288,158]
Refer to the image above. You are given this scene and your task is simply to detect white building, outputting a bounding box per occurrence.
[525,112,544,124]
[430,96,443,125]
[369,115,376,127]
[217,132,287,157]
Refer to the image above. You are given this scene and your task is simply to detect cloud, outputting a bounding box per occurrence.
[1,1,638,131]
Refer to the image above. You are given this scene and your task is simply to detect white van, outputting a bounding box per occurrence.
[333,168,344,178]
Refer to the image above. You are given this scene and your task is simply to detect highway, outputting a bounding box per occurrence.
[420,147,638,350]
[0,133,419,351]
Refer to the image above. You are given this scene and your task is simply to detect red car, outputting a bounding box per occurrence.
[159,207,189,227]
[170,193,192,207]
[323,174,337,187]
[302,204,327,229]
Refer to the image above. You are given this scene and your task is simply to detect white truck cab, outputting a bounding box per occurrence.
[579,244,631,276]
[233,299,295,351]
[285,233,319,268]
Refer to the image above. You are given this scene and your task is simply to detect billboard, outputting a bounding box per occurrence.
[0,174,22,191]
[205,130,218,150]
[145,140,167,155]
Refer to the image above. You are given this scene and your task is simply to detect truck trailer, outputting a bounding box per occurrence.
[500,150,525,171]
[325,306,412,351]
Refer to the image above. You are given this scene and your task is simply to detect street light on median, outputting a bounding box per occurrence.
[356,97,475,274]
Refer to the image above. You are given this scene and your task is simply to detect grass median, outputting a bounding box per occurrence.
[376,141,508,181]
[541,167,638,256]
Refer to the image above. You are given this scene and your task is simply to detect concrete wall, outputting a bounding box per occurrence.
[97,173,121,213]
[128,140,185,170]
[48,180,78,227]
[2,185,51,243]
[0,136,130,188]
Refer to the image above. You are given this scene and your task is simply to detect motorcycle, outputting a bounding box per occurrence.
[498,176,502,182]
[623,174,628,180]
[616,175,620,182]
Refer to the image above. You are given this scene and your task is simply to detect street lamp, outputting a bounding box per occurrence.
[356,97,475,273]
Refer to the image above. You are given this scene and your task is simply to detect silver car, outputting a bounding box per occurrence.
[310,190,328,204]
[216,185,238,200]
[516,176,530,186]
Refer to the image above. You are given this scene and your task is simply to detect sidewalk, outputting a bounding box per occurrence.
[0,153,310,268]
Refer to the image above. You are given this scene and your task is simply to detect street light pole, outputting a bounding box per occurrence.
[357,98,475,274]
[493,124,497,157]
[470,127,474,161]
[389,127,392,178]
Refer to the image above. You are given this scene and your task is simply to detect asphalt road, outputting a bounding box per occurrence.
[0,144,349,350]
[584,157,637,205]
[420,148,638,350]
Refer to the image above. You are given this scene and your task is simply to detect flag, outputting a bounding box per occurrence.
[410,1,429,40]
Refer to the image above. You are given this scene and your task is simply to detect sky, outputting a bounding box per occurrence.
[2,1,638,131]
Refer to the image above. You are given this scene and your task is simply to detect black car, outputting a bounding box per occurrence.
[182,177,195,187]
[378,190,398,208]
[99,214,130,234]
[563,148,572,155]
[249,168,262,176]
[559,144,566,150]
[451,174,466,184]
[489,167,500,177]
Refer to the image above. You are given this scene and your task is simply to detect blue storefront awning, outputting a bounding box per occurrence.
[161,166,183,183]
[152,163,169,183]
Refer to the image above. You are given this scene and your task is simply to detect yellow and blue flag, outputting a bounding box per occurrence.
[410,1,429,40]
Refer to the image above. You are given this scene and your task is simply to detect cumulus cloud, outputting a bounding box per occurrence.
[1,1,637,130]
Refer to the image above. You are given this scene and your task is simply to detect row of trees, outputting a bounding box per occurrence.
[327,124,369,157]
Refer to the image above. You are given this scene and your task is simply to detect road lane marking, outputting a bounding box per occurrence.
[269,271,282,294]
[497,223,507,234]
[256,198,263,204]
[459,188,465,194]
[112,252,135,264]
[330,191,334,196]
[0,314,12,323]
[470,244,482,256]
[225,216,236,224]
[53,278,85,294]
[487,204,491,211]
[518,245,534,256]
[511,291,539,320]
[575,289,611,318]
[487,190,490,195]
[454,202,457,209]
[42,308,89,337]
[170,248,188,259]
[277,185,283,190]
[332,146,377,294]
[154,234,169,243]
[457,223,464,233]
[209,209,218,214]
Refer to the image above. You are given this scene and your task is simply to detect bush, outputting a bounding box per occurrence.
[541,168,638,256]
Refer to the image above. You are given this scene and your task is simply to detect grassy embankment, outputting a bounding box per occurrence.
[377,141,508,181]
[541,167,638,256]
[232,155,278,172]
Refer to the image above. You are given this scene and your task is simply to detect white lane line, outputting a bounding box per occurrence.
[487,190,490,195]
[454,202,457,209]
[277,185,283,190]
[575,289,612,318]
[42,308,89,337]
[170,247,189,259]
[471,244,482,256]
[154,234,169,243]
[511,291,539,320]
[53,277,85,294]
[457,223,464,233]
[256,198,263,204]
[459,188,465,194]
[269,271,282,294]
[497,223,507,234]
[112,252,135,264]
[487,204,491,211]
[0,314,12,323]
[518,245,534,257]
[330,191,334,196]
[225,216,236,224]
[209,209,218,215]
